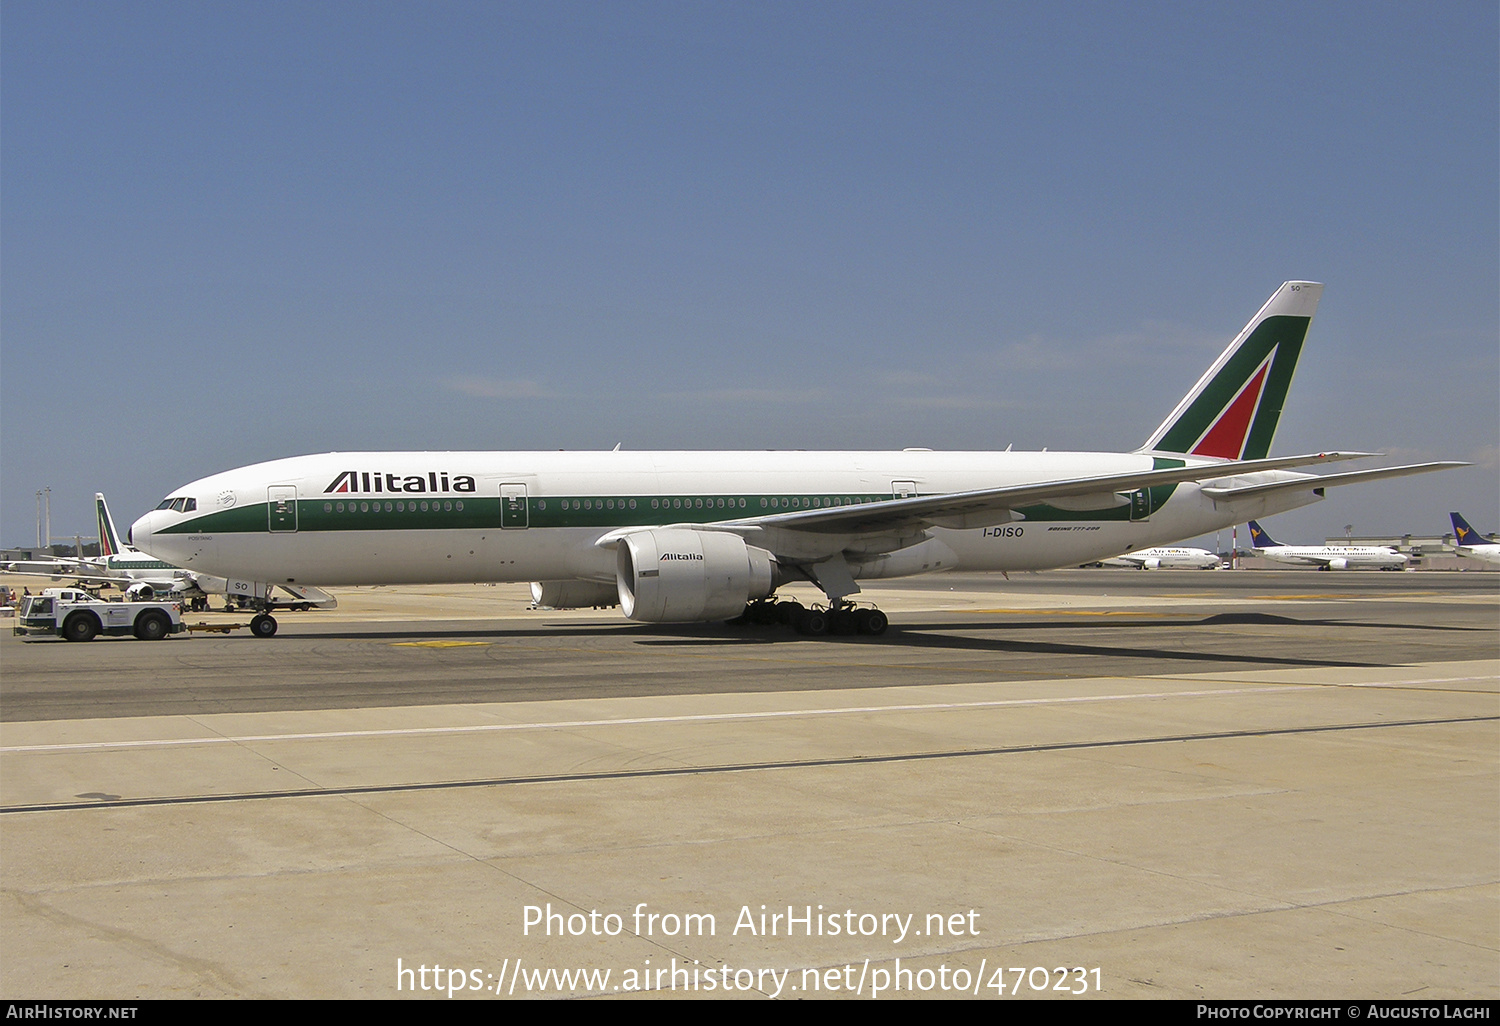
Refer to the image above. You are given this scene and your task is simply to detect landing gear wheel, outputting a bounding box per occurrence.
[250,613,279,638]
[795,608,830,636]
[856,609,888,636]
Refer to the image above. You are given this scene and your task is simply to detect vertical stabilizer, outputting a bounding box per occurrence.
[96,494,123,558]
[1246,520,1279,548]
[1140,282,1323,460]
[1450,512,1488,547]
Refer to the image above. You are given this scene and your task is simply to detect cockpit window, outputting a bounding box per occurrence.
[170,498,187,512]
[157,497,198,512]
[156,499,174,510]
[184,498,196,512]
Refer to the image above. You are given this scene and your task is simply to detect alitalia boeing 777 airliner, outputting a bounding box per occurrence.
[130,282,1462,637]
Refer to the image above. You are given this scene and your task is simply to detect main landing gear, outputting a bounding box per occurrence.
[730,597,889,637]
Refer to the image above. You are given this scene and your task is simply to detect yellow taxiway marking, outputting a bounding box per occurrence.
[390,640,493,648]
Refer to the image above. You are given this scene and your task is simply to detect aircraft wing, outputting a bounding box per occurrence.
[1,558,115,582]
[3,558,95,575]
[1,567,124,586]
[1283,553,1333,567]
[709,451,1384,536]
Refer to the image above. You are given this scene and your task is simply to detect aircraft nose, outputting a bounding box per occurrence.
[130,511,160,555]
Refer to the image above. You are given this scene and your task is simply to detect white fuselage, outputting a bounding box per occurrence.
[99,547,213,590]
[1454,543,1500,566]
[1103,547,1222,569]
[1251,544,1407,570]
[129,449,1325,589]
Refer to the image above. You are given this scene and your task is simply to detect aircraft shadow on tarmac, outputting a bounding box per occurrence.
[284,609,1496,668]
[844,613,1484,668]
[303,611,1483,645]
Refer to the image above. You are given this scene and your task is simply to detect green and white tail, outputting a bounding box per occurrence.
[1139,282,1323,461]
[95,493,124,558]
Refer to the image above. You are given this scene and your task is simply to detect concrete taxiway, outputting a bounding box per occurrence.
[1,571,1496,999]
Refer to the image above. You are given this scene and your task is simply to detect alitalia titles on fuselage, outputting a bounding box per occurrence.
[325,471,477,495]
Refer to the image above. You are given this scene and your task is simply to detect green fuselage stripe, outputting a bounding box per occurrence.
[160,485,1181,537]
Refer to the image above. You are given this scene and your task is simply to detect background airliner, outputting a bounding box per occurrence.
[1449,512,1500,566]
[4,494,336,612]
[130,282,1461,637]
[1100,547,1222,570]
[1245,519,1408,570]
[4,494,207,602]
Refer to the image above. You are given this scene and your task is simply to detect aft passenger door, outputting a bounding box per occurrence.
[1129,488,1151,522]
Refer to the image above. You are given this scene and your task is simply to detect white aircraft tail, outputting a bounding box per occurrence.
[95,493,126,557]
[1139,282,1323,460]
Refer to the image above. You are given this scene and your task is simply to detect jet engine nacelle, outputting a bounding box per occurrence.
[124,581,157,601]
[530,580,620,610]
[1141,557,1161,570]
[1327,557,1348,570]
[616,529,775,623]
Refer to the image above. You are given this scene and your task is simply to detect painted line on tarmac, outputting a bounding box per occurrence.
[4,714,1495,814]
[4,676,1490,756]
[0,684,1311,753]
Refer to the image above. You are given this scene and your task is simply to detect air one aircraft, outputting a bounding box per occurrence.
[130,282,1461,637]
[1450,512,1500,566]
[1245,519,1408,570]
[1099,546,1222,570]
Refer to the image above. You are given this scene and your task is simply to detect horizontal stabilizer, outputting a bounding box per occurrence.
[1200,462,1469,502]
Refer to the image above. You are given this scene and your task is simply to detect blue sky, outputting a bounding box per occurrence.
[3,1,1496,547]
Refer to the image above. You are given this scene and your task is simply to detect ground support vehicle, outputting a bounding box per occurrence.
[13,588,186,641]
